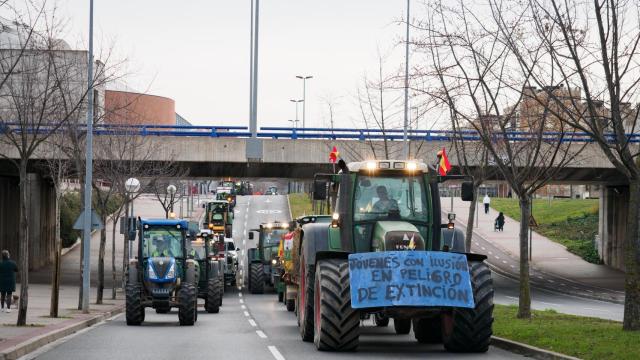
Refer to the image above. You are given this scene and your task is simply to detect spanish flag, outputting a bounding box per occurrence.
[438,147,452,176]
[329,146,339,163]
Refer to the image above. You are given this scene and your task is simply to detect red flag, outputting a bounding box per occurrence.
[329,146,339,163]
[438,147,452,176]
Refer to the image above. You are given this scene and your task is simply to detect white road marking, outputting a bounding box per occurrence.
[248,319,257,327]
[548,279,555,283]
[506,296,519,301]
[583,307,611,313]
[495,256,500,260]
[256,330,268,338]
[244,311,250,317]
[241,305,246,309]
[481,247,486,251]
[239,293,243,297]
[538,301,560,307]
[488,251,493,255]
[510,265,516,268]
[268,346,286,360]
[502,260,508,264]
[240,299,244,304]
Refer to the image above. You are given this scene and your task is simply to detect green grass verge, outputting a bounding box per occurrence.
[494,304,639,360]
[288,193,314,219]
[490,198,601,263]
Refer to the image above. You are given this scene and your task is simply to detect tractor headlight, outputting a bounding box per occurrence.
[148,263,158,279]
[271,259,277,266]
[165,262,176,279]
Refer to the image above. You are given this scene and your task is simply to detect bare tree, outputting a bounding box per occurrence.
[39,133,69,317]
[0,1,96,325]
[490,0,640,330]
[421,0,586,319]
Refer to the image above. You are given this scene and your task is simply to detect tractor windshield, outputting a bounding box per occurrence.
[188,238,206,260]
[208,202,227,213]
[142,225,184,258]
[353,175,428,222]
[262,229,289,246]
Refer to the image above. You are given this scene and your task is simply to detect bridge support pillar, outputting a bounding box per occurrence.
[598,185,628,271]
[0,173,56,271]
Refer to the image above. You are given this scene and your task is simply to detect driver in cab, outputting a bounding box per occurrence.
[151,236,172,257]
[373,186,399,213]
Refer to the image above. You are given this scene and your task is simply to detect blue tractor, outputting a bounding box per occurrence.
[126,219,199,326]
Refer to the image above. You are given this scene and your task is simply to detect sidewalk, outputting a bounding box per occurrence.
[0,284,123,359]
[444,197,626,297]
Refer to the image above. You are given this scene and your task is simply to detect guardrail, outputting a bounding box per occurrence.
[1,123,639,142]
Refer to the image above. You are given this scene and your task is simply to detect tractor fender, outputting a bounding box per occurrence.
[441,227,466,253]
[300,223,332,268]
[128,259,139,285]
[209,260,220,279]
[247,248,260,263]
[184,259,199,284]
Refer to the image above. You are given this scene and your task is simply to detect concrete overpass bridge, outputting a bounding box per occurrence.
[0,125,631,272]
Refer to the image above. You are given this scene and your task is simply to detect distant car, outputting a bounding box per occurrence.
[265,190,273,195]
[266,186,278,195]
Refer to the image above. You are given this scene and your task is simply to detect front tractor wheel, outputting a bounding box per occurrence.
[206,279,221,313]
[178,283,198,326]
[125,284,144,326]
[249,263,265,294]
[443,261,494,353]
[313,259,360,352]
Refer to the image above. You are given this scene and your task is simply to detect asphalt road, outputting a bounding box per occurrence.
[24,194,622,360]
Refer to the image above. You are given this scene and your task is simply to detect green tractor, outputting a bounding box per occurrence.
[247,222,291,295]
[296,160,494,352]
[188,232,224,313]
[203,200,233,238]
[126,219,199,326]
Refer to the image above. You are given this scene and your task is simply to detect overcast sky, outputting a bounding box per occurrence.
[56,0,410,128]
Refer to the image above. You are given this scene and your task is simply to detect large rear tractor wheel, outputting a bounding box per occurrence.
[443,261,494,353]
[298,262,315,342]
[394,318,411,334]
[374,313,389,327]
[413,317,442,343]
[125,284,144,326]
[313,259,360,351]
[206,279,221,313]
[249,263,265,294]
[178,283,197,326]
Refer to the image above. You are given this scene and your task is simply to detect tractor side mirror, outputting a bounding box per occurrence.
[202,203,206,209]
[248,232,254,240]
[313,180,327,200]
[461,182,474,202]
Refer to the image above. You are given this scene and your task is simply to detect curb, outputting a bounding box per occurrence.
[0,305,124,360]
[446,211,625,305]
[492,336,581,360]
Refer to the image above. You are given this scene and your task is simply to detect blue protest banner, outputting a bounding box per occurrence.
[348,251,474,309]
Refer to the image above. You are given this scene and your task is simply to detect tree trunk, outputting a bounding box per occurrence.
[517,195,531,319]
[96,218,106,304]
[50,189,62,318]
[122,200,130,290]
[111,217,117,300]
[17,161,29,326]
[623,180,640,330]
[465,184,479,252]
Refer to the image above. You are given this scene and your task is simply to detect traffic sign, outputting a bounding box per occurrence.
[73,209,104,230]
[529,215,539,228]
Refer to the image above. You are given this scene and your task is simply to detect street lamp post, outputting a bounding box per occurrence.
[296,75,312,129]
[290,99,303,128]
[167,184,177,218]
[125,178,140,264]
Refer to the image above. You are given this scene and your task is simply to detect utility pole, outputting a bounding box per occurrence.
[81,0,95,314]
[402,0,411,159]
[247,0,262,162]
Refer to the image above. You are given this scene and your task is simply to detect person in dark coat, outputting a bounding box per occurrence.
[495,212,505,232]
[0,250,17,312]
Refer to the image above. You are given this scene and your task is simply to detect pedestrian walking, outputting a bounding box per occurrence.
[495,212,505,231]
[0,250,17,313]
[483,194,491,214]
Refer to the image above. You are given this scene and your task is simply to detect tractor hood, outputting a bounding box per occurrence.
[146,257,178,283]
[372,221,425,251]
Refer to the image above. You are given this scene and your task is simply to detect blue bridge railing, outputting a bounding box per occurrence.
[1,123,639,142]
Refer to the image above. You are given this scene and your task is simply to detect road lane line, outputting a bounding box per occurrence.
[506,296,519,301]
[240,299,244,304]
[583,307,611,313]
[502,260,507,264]
[241,305,246,309]
[256,330,268,338]
[248,319,257,327]
[244,311,250,317]
[239,293,243,297]
[268,346,286,360]
[538,301,560,306]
